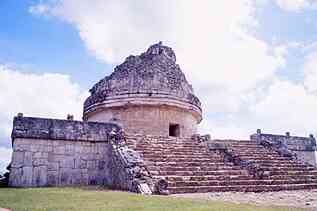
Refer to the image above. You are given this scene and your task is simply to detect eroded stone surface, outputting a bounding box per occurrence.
[84,42,201,111]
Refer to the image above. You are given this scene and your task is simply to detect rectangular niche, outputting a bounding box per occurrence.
[169,124,180,137]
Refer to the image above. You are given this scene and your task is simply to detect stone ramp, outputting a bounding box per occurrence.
[126,135,317,194]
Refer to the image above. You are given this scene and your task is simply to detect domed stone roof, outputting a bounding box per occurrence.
[83,42,202,121]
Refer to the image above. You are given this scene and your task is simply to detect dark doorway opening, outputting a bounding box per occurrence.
[169,124,180,137]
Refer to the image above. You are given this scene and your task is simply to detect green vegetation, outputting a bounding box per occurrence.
[0,187,306,211]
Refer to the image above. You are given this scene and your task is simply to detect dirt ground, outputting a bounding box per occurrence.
[173,190,317,210]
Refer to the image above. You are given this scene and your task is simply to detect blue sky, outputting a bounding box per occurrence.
[1,0,317,173]
[0,0,111,89]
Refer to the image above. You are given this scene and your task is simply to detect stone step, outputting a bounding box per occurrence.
[164,175,317,182]
[137,151,211,156]
[155,170,248,176]
[227,146,263,149]
[238,157,292,161]
[213,140,256,144]
[250,160,297,164]
[132,146,202,152]
[260,163,312,168]
[134,142,200,146]
[269,170,317,176]
[141,155,221,160]
[145,161,234,167]
[168,179,317,187]
[236,152,285,157]
[147,166,242,172]
[157,175,253,181]
[146,158,225,162]
[168,183,317,194]
[261,166,316,171]
[270,175,317,180]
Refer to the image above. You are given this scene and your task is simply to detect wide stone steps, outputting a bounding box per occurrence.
[126,136,317,193]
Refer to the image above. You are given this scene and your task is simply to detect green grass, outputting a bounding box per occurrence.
[0,187,307,211]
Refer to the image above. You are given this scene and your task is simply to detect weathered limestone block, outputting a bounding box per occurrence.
[65,144,75,155]
[59,157,75,168]
[53,145,65,154]
[23,152,33,166]
[33,158,48,167]
[21,166,33,186]
[75,158,87,169]
[33,166,47,186]
[87,160,97,170]
[11,151,24,168]
[59,168,72,185]
[47,170,58,186]
[9,167,22,186]
[33,152,48,159]
[47,162,59,171]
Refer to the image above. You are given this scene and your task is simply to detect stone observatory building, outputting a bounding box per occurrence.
[83,42,202,137]
[8,42,317,194]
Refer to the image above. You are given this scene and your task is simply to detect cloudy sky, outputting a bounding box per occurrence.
[1,0,317,173]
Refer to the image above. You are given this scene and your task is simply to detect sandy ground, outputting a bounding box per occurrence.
[173,190,317,210]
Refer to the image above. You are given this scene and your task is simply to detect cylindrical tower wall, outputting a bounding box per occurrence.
[86,105,197,137]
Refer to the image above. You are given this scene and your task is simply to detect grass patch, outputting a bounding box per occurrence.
[0,187,307,211]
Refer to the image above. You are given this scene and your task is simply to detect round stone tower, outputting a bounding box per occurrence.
[83,42,202,137]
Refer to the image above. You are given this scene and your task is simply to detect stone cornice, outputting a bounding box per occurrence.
[11,116,121,142]
[83,94,202,123]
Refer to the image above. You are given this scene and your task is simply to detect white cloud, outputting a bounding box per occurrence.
[30,1,284,112]
[0,64,88,138]
[252,79,317,136]
[0,65,88,173]
[304,50,317,93]
[0,147,12,175]
[29,0,317,140]
[275,0,317,11]
[29,3,51,16]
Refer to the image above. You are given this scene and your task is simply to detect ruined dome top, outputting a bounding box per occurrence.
[83,42,202,120]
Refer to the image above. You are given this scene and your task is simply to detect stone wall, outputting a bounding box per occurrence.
[9,138,110,187]
[87,105,198,138]
[250,130,317,166]
[9,116,119,187]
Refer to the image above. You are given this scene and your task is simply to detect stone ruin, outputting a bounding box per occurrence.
[8,42,317,194]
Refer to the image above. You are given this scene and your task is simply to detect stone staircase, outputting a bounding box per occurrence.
[126,135,317,194]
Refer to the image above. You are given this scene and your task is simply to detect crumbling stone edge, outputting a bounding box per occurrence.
[108,129,169,195]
